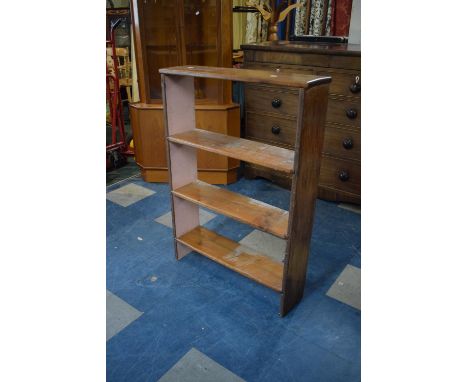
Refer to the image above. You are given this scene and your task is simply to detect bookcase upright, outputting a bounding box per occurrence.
[160,66,331,316]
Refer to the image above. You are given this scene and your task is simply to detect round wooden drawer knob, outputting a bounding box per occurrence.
[350,75,361,94]
[339,170,350,182]
[271,125,281,135]
[271,98,282,108]
[342,138,353,149]
[349,83,361,94]
[346,109,358,119]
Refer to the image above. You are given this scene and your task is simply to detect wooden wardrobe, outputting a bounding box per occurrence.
[129,0,240,184]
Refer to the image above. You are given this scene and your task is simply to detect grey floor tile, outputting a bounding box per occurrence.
[155,209,216,228]
[338,203,361,214]
[158,348,245,382]
[326,264,361,310]
[239,229,286,263]
[106,183,155,207]
[107,290,143,341]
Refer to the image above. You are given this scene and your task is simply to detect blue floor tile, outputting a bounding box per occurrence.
[107,176,361,382]
[256,335,360,382]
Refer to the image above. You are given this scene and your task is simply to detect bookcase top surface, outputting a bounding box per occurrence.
[160,65,331,89]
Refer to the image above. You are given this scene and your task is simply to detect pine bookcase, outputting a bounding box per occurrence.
[160,66,331,316]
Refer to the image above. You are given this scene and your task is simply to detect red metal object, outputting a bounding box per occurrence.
[106,18,133,170]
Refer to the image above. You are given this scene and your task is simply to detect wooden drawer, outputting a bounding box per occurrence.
[246,50,360,70]
[244,63,360,99]
[318,70,360,98]
[327,98,361,127]
[245,112,297,147]
[323,126,360,161]
[319,156,361,195]
[245,85,299,118]
[329,55,361,70]
[246,50,330,67]
[243,62,314,75]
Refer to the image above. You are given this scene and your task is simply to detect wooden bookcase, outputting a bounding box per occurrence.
[161,66,331,316]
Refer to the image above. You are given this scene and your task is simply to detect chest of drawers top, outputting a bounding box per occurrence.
[241,41,361,70]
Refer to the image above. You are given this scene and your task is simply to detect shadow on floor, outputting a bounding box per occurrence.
[106,156,140,186]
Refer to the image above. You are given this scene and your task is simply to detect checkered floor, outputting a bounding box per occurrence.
[107,176,361,382]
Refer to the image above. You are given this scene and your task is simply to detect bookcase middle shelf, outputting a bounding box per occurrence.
[172,180,289,239]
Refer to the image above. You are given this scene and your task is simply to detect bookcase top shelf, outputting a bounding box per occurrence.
[160,65,332,89]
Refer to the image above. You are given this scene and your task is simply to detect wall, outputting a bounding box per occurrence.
[106,0,129,8]
[348,0,361,44]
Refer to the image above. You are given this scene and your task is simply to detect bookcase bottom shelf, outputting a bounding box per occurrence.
[177,226,284,292]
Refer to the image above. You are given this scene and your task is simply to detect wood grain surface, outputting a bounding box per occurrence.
[244,84,299,117]
[245,112,297,147]
[281,84,330,316]
[177,226,284,292]
[160,66,331,89]
[173,180,289,239]
[242,41,361,205]
[168,129,295,174]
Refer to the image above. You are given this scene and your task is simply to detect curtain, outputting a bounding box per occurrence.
[294,0,308,35]
[245,0,269,43]
[329,0,353,36]
[233,0,248,49]
[309,0,328,35]
[294,0,353,37]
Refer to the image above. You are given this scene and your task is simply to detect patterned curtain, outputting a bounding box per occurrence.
[309,0,329,35]
[294,0,353,36]
[294,0,308,35]
[245,0,269,43]
[329,0,353,36]
[233,0,248,49]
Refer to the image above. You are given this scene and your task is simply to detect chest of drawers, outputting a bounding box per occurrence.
[241,41,361,204]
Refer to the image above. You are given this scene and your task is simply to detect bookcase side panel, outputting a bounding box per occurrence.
[281,84,330,316]
[162,74,199,259]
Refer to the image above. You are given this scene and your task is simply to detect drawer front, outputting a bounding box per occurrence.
[323,126,361,161]
[246,50,330,67]
[244,63,360,99]
[318,70,361,98]
[327,98,361,127]
[319,156,361,194]
[245,50,360,70]
[244,62,315,77]
[245,85,299,118]
[245,112,297,147]
[329,55,361,70]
